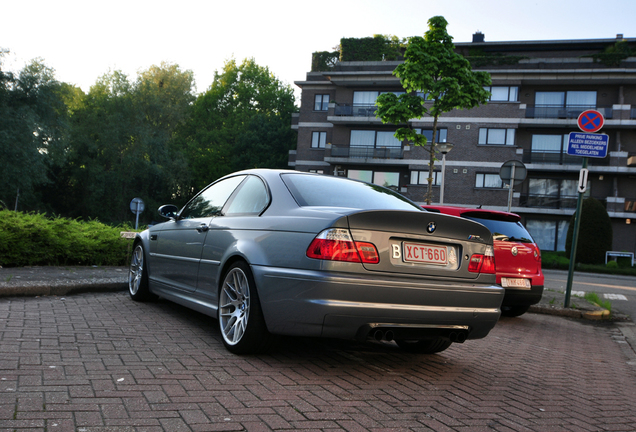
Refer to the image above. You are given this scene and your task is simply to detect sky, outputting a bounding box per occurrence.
[2,0,635,100]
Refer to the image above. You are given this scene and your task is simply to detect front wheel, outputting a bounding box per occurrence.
[396,338,452,354]
[218,261,272,354]
[128,243,155,301]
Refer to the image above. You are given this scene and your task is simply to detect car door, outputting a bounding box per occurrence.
[196,175,270,296]
[150,175,246,292]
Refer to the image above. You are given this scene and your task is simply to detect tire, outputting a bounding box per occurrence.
[128,243,155,301]
[501,305,530,317]
[218,261,272,354]
[396,338,452,354]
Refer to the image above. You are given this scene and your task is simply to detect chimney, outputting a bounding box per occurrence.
[617,34,624,40]
[472,32,485,43]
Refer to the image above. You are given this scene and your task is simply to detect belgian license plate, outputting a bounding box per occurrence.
[501,278,531,289]
[403,242,448,265]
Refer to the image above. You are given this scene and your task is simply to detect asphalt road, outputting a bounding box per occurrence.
[544,269,636,320]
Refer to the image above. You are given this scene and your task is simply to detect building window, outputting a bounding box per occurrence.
[533,91,596,118]
[311,131,327,148]
[314,94,329,111]
[353,91,379,106]
[348,170,400,189]
[479,128,515,146]
[475,173,505,188]
[350,130,401,148]
[309,169,324,174]
[525,219,570,251]
[525,178,589,209]
[414,128,448,143]
[484,86,518,102]
[410,170,441,186]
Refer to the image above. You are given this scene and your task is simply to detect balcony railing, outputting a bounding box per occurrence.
[334,104,378,117]
[525,105,613,119]
[330,145,403,159]
[519,194,583,209]
[522,151,611,166]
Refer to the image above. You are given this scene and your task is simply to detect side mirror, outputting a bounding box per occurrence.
[158,204,179,220]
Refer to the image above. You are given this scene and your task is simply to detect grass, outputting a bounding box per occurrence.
[583,292,612,311]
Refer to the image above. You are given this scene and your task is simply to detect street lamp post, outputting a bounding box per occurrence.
[437,142,454,205]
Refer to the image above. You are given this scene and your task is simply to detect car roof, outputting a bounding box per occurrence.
[422,205,521,223]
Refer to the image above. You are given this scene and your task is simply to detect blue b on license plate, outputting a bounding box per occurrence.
[403,242,448,265]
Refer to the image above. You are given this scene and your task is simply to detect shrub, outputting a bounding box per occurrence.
[565,198,612,265]
[0,210,131,267]
[606,260,619,269]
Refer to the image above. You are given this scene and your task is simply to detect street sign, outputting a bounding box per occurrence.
[129,197,145,230]
[567,132,609,158]
[578,168,589,193]
[577,110,604,133]
[499,160,527,186]
[130,197,145,215]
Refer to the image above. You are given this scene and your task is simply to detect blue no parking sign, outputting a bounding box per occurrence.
[567,132,609,158]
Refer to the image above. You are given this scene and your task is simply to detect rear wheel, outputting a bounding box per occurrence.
[501,305,530,317]
[396,338,452,354]
[218,261,272,354]
[128,243,155,301]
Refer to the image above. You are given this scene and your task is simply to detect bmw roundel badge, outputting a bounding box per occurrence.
[511,246,518,256]
[427,222,436,234]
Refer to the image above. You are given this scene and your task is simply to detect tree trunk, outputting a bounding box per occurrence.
[426,115,439,205]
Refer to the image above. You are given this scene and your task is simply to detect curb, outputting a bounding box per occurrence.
[0,281,127,297]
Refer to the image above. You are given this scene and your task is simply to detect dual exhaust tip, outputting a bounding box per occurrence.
[372,329,467,344]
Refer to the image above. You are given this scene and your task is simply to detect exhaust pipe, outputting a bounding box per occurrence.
[449,331,467,343]
[373,330,383,341]
[385,331,394,342]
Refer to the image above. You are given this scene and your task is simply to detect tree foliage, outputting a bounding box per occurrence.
[1,55,295,225]
[376,16,491,204]
[0,58,68,210]
[565,197,613,265]
[48,63,195,223]
[176,58,297,193]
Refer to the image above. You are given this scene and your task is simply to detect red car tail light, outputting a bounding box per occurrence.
[307,228,379,264]
[468,246,496,274]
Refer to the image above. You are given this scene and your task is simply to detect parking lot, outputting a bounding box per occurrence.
[1,291,636,431]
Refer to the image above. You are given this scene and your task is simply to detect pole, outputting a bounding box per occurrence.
[135,201,140,230]
[14,187,19,211]
[564,157,588,308]
[440,153,447,205]
[507,164,516,212]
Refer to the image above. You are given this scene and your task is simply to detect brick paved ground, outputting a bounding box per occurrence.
[1,292,635,432]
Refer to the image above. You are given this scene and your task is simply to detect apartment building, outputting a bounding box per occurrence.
[290,33,636,255]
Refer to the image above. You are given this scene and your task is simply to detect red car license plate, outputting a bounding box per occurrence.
[501,278,531,289]
[403,242,448,265]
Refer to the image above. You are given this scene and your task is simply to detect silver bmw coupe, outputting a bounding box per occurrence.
[129,169,504,354]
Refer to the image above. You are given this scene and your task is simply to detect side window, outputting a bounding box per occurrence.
[180,176,246,219]
[225,176,269,216]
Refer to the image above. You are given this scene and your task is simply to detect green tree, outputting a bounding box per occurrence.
[54,63,195,223]
[565,197,613,265]
[0,57,69,211]
[376,16,491,204]
[176,58,297,193]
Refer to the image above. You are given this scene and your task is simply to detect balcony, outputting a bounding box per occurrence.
[330,145,403,159]
[632,108,636,119]
[519,194,589,210]
[525,105,613,119]
[334,104,378,117]
[522,151,609,166]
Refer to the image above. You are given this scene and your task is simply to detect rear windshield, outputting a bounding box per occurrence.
[281,174,421,211]
[465,216,535,243]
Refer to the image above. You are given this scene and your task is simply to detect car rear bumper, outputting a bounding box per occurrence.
[252,265,504,342]
[502,285,544,307]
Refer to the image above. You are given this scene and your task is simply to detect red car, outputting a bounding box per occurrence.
[423,205,544,317]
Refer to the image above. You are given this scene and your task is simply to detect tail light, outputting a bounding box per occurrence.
[533,247,542,262]
[307,228,379,264]
[468,245,496,274]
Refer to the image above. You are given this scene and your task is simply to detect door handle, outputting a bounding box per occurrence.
[196,224,209,233]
